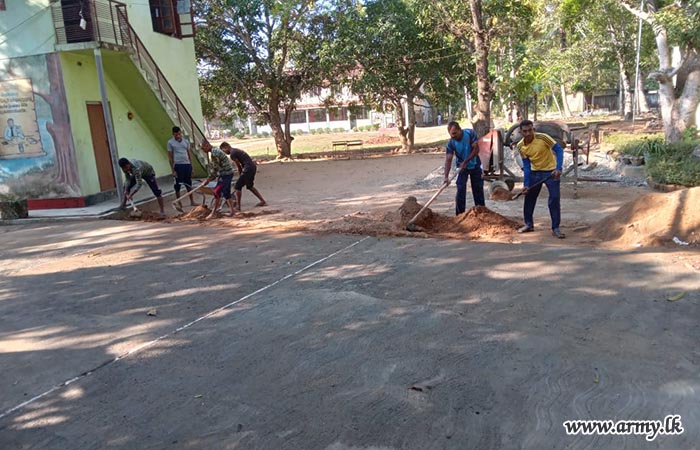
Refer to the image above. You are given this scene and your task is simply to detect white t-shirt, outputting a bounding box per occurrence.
[167,137,191,165]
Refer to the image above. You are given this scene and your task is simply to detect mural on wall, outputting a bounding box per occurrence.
[0,53,80,199]
[0,78,46,159]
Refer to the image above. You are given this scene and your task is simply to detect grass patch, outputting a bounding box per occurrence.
[211,126,449,159]
[607,132,664,150]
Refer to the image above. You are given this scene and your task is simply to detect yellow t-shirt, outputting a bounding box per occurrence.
[517,133,556,171]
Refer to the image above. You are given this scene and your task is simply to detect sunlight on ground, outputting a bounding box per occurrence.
[15,407,68,430]
[0,321,176,353]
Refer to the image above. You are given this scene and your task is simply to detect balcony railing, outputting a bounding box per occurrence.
[51,0,129,48]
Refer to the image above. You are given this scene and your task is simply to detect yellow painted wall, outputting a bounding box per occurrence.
[124,0,204,128]
[60,52,172,197]
[0,0,54,59]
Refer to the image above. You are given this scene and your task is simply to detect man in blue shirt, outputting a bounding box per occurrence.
[444,121,485,215]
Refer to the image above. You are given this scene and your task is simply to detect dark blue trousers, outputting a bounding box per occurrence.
[523,170,561,230]
[455,167,485,215]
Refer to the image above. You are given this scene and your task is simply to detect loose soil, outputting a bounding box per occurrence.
[587,186,700,248]
[117,142,696,258]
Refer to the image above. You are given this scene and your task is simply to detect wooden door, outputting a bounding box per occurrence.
[86,103,116,191]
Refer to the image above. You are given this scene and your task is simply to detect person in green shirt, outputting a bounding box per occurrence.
[118,158,165,218]
[200,141,236,220]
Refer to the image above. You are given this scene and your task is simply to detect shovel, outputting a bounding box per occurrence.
[512,174,554,200]
[127,198,143,218]
[172,181,206,213]
[406,168,462,232]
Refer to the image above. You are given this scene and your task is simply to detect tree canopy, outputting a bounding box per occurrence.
[195,0,700,153]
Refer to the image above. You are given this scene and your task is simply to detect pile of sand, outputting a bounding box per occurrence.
[435,205,521,238]
[180,205,213,220]
[588,187,700,247]
[316,198,519,239]
[490,186,515,201]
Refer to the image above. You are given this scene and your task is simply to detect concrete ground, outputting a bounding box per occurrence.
[1,153,699,449]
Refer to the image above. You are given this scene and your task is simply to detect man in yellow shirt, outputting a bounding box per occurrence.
[516,120,565,238]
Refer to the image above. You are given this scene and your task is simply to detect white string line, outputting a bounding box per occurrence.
[0,235,371,421]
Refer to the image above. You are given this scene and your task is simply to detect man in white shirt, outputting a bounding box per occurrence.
[167,126,196,208]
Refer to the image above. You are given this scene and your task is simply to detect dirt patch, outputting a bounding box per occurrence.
[365,134,400,145]
[179,205,212,220]
[587,187,700,247]
[316,198,519,239]
[490,187,515,201]
[435,206,521,238]
[108,210,168,223]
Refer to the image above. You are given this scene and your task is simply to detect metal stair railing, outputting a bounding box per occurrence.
[114,8,208,169]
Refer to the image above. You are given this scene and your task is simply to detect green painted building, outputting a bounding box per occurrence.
[0,0,205,207]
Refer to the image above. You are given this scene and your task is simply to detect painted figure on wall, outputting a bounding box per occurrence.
[0,53,80,199]
[0,78,45,159]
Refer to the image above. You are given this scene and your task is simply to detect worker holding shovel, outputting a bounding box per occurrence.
[200,141,236,220]
[219,142,267,212]
[444,121,485,215]
[515,119,565,238]
[118,158,166,218]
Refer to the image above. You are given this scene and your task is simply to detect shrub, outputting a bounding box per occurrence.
[324,127,332,134]
[261,131,270,137]
[372,124,380,131]
[646,142,700,186]
[615,136,664,157]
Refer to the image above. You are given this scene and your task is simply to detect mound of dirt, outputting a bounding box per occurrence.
[398,196,433,228]
[316,198,519,240]
[490,187,514,201]
[435,205,520,238]
[587,187,700,247]
[180,205,212,220]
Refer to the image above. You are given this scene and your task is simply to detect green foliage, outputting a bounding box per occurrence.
[615,136,665,157]
[194,0,353,156]
[654,2,700,50]
[682,126,700,143]
[646,142,700,186]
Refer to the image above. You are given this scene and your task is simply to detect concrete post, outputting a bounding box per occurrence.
[94,48,124,202]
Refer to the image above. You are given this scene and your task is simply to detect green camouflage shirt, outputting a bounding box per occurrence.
[125,159,155,186]
[208,148,235,178]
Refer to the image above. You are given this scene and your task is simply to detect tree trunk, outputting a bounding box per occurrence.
[269,110,291,159]
[532,92,538,121]
[394,100,410,152]
[645,2,700,142]
[469,0,491,138]
[560,84,572,118]
[636,72,650,113]
[618,59,633,120]
[406,93,416,150]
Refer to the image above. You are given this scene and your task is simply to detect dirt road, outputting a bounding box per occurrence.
[1,153,698,449]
